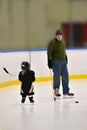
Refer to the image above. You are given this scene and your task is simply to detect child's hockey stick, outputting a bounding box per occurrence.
[3,67,16,76]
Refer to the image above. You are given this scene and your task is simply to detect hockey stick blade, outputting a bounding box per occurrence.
[3,67,16,76]
[3,67,9,73]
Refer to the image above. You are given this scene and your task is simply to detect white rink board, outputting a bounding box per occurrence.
[0,49,87,82]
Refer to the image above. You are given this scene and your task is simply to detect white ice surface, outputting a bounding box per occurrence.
[0,80,87,130]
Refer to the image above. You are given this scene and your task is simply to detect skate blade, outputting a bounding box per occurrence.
[54,96,61,101]
[63,95,74,98]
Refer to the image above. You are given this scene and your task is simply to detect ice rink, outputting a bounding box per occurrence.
[0,80,87,130]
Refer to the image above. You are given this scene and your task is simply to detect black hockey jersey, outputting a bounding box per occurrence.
[18,69,35,96]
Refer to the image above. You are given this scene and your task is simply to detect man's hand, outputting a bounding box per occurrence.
[48,60,52,68]
[65,55,68,64]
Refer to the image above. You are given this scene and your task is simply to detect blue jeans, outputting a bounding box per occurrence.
[52,60,69,94]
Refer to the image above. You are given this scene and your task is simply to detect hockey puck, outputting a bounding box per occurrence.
[75,101,79,103]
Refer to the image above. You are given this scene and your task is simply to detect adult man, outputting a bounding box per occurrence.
[47,29,74,97]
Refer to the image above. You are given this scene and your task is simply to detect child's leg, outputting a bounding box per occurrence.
[29,96,34,103]
[21,96,26,103]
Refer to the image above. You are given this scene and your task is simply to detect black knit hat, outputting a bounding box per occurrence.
[55,30,63,35]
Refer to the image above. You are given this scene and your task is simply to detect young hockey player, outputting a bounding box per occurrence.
[18,61,35,103]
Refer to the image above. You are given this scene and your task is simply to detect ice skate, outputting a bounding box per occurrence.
[29,97,34,103]
[54,88,61,101]
[21,97,26,103]
[63,92,74,98]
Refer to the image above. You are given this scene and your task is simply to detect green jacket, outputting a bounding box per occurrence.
[47,38,66,60]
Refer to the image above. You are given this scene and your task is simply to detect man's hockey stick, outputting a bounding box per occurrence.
[50,69,56,101]
[3,67,16,76]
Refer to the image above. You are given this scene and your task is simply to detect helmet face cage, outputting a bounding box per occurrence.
[21,61,30,70]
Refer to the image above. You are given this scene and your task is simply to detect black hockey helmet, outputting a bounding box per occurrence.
[21,61,30,70]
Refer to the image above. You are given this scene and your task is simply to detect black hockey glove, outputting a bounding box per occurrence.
[48,60,52,68]
[65,55,68,64]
